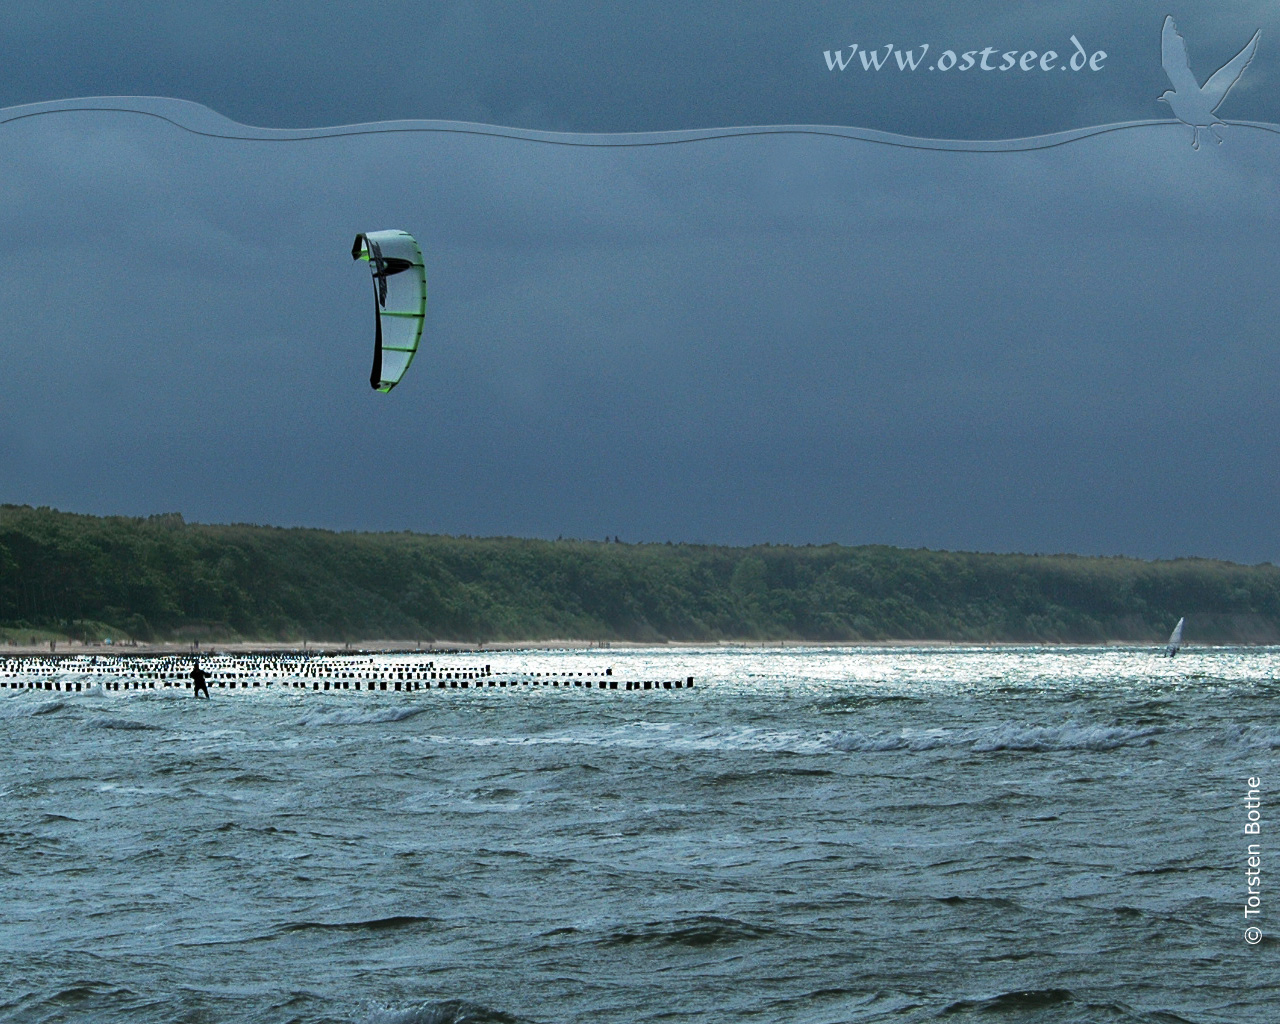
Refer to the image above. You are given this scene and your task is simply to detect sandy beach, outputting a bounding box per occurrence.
[0,635,1117,658]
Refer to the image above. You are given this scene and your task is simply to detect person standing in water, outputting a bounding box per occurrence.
[191,659,210,698]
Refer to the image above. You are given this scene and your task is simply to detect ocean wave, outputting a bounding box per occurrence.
[933,895,1024,909]
[467,787,521,801]
[296,707,427,727]
[0,696,75,721]
[281,914,439,935]
[705,767,835,786]
[532,762,602,773]
[602,914,783,948]
[224,772,280,786]
[94,718,159,731]
[414,725,827,754]
[827,729,950,752]
[943,987,1075,1014]
[1214,723,1280,749]
[365,1000,523,1024]
[41,982,141,1007]
[938,988,1202,1021]
[828,722,1161,754]
[971,723,1161,752]
[818,694,928,714]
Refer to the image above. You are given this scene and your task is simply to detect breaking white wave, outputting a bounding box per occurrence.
[828,722,1162,754]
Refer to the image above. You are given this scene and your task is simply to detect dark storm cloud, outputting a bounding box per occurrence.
[2,3,1279,562]
[2,2,1278,134]
[1,102,1278,562]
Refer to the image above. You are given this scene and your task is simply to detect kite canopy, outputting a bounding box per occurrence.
[351,230,426,392]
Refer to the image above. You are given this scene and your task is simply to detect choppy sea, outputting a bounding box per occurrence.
[1,645,1276,1024]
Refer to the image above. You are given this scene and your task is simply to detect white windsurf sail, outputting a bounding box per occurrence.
[1165,617,1184,657]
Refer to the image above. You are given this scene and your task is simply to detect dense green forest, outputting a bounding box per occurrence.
[2,504,1278,644]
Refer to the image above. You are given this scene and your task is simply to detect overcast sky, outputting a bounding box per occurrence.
[2,2,1279,563]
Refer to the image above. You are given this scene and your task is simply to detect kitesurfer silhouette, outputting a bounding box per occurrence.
[191,659,210,698]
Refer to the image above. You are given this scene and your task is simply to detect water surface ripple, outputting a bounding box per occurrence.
[2,646,1275,1023]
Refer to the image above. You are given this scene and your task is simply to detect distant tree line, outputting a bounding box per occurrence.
[2,504,1278,644]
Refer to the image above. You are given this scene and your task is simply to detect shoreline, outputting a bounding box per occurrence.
[0,637,1241,657]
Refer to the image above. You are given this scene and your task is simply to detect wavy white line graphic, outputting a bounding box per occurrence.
[4,96,1280,152]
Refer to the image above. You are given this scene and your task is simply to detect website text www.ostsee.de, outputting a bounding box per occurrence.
[823,36,1106,74]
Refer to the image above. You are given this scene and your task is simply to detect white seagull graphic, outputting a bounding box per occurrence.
[1159,15,1260,149]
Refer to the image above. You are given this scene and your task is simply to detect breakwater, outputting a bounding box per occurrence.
[0,653,695,694]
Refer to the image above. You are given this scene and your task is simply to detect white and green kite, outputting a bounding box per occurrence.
[351,230,426,392]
